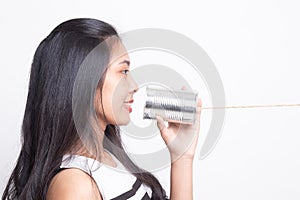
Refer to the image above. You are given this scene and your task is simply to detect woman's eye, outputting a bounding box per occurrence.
[121,69,129,75]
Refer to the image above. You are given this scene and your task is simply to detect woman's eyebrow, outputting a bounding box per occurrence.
[118,60,130,67]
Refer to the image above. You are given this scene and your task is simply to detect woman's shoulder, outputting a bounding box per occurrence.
[46,168,102,200]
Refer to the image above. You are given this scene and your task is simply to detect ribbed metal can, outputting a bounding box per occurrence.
[143,86,198,124]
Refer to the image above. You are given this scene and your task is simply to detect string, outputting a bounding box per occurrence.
[201,103,300,110]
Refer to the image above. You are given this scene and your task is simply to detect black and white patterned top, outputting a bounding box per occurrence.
[60,151,152,200]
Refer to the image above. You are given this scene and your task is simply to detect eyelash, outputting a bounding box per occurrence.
[121,69,130,75]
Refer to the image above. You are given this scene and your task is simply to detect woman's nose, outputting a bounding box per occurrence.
[129,74,138,94]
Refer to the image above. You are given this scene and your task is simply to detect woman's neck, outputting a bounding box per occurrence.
[74,146,117,168]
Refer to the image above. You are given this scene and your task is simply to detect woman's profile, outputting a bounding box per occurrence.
[2,18,202,200]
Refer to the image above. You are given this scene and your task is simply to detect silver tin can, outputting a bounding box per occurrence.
[143,86,198,124]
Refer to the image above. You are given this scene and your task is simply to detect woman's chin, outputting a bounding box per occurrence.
[111,107,132,126]
[117,120,130,126]
[115,115,131,126]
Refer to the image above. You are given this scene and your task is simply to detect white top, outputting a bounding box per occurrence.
[60,150,152,200]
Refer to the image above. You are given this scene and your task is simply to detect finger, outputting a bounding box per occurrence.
[194,98,202,127]
[181,85,187,90]
[167,121,181,129]
[156,115,166,135]
[197,98,202,108]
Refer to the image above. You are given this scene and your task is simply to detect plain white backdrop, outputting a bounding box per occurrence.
[1,0,300,199]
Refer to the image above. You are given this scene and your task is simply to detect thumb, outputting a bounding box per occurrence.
[156,115,167,135]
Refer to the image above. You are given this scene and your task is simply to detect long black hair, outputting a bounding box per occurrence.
[2,18,167,200]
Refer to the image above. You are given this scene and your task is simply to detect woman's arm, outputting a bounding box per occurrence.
[46,168,102,200]
[156,96,202,200]
[170,158,194,199]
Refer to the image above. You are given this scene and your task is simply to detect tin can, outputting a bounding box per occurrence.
[143,86,198,124]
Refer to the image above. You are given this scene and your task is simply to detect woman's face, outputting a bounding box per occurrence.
[95,43,138,130]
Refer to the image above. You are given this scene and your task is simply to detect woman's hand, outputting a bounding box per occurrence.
[156,87,202,163]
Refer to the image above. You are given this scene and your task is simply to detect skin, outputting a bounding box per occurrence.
[47,42,202,200]
[95,43,138,130]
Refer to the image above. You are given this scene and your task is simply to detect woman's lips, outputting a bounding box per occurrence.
[123,104,132,113]
[125,99,134,103]
[128,106,132,113]
[124,99,133,113]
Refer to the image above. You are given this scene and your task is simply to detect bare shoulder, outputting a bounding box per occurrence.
[46,168,102,200]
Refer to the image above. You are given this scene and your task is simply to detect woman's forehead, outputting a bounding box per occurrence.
[110,44,129,63]
[110,42,127,56]
[108,50,130,68]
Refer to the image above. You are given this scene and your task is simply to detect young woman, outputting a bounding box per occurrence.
[2,18,202,200]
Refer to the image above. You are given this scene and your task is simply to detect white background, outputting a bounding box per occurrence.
[1,0,300,199]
